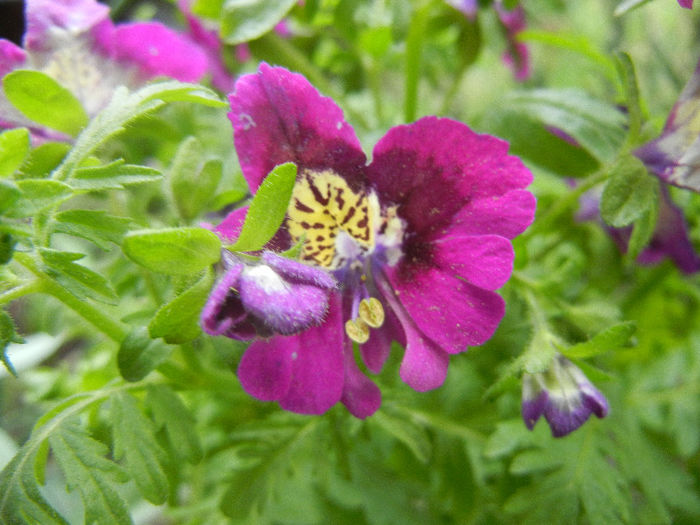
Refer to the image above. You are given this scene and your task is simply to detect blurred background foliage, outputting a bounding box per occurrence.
[1,0,700,523]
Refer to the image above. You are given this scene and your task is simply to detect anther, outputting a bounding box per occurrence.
[358,297,384,328]
[345,318,370,344]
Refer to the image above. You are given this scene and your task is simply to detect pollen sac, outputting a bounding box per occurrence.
[286,169,374,269]
[345,318,370,344]
[359,297,384,328]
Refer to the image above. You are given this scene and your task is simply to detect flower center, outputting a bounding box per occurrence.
[286,170,375,269]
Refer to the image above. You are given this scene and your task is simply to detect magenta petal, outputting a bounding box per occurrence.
[385,265,505,353]
[399,327,449,392]
[228,64,366,192]
[340,340,381,419]
[262,252,337,289]
[433,234,514,290]
[200,263,245,336]
[0,40,27,76]
[278,294,345,414]
[238,338,295,401]
[110,22,208,82]
[678,0,693,8]
[443,190,536,240]
[368,117,533,238]
[360,305,403,373]
[214,207,248,242]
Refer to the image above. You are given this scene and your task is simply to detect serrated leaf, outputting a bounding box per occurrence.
[117,327,174,382]
[0,446,69,525]
[601,155,658,227]
[229,162,297,252]
[148,269,214,344]
[170,137,223,221]
[69,159,162,191]
[2,70,88,137]
[146,385,203,463]
[48,422,131,525]
[122,227,222,276]
[563,322,636,359]
[111,392,169,505]
[39,248,118,304]
[504,89,626,162]
[371,411,432,464]
[8,179,73,217]
[53,210,133,250]
[0,128,30,177]
[221,0,298,45]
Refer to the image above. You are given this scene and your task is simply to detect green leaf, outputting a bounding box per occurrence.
[146,385,203,463]
[371,411,432,464]
[48,422,131,525]
[148,269,214,344]
[53,210,133,250]
[117,327,174,382]
[0,311,19,376]
[69,159,162,191]
[8,179,73,217]
[2,70,88,137]
[563,322,637,359]
[504,89,626,162]
[0,232,16,264]
[0,443,69,525]
[122,227,222,276]
[616,52,643,146]
[193,0,224,18]
[221,0,298,45]
[627,204,658,261]
[210,187,248,211]
[228,162,297,252]
[169,137,223,221]
[111,392,169,504]
[16,141,71,179]
[0,128,30,177]
[39,248,119,304]
[600,155,658,227]
[0,180,21,214]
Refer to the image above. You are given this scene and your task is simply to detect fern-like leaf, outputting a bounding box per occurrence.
[48,421,131,525]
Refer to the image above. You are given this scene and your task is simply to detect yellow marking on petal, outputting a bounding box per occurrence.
[287,170,374,268]
[345,318,370,344]
[358,297,384,328]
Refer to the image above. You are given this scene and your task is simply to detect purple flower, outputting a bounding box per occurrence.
[209,64,535,418]
[578,184,700,274]
[635,56,700,192]
[522,354,609,438]
[494,1,530,82]
[0,0,209,135]
[678,0,693,8]
[201,250,337,340]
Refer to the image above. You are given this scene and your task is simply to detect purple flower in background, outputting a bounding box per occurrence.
[678,0,693,8]
[578,185,700,274]
[635,56,700,192]
[0,0,208,135]
[208,64,535,418]
[522,354,609,438]
[445,0,478,19]
[494,1,530,81]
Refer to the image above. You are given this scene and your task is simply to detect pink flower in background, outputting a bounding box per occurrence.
[494,1,531,81]
[0,0,209,136]
[206,64,536,418]
[678,0,693,8]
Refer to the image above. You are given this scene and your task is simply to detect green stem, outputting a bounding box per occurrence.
[404,5,429,123]
[14,252,127,343]
[0,280,42,306]
[527,168,608,235]
[439,62,469,116]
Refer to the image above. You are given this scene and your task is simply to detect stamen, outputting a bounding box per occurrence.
[345,318,370,344]
[358,297,384,328]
